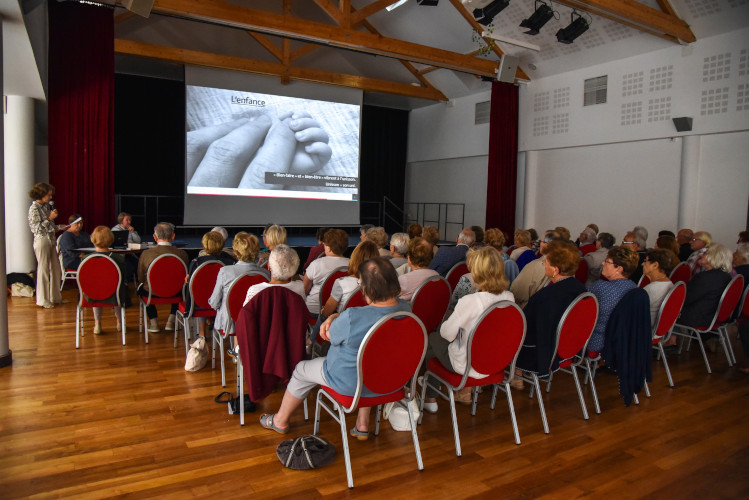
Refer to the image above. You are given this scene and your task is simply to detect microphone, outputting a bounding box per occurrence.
[48,200,55,210]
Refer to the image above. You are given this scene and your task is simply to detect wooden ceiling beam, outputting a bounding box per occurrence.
[350,0,396,26]
[655,0,678,17]
[150,0,500,77]
[114,39,448,101]
[247,32,284,63]
[556,0,695,42]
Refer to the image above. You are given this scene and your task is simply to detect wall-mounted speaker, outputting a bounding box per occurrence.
[496,55,519,83]
[672,116,693,132]
[122,0,154,18]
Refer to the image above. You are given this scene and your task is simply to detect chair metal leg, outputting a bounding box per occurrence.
[407,403,424,470]
[644,380,651,398]
[447,389,461,457]
[504,384,521,445]
[139,302,143,333]
[694,332,712,374]
[121,306,126,345]
[490,384,498,409]
[303,398,308,421]
[532,373,549,434]
[633,393,640,405]
[374,405,381,436]
[657,344,675,387]
[718,328,734,366]
[183,319,191,357]
[571,366,589,420]
[238,357,244,426]
[723,326,737,364]
[585,362,601,414]
[470,387,478,416]
[75,306,81,349]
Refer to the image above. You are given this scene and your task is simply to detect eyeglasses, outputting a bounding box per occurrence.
[603,259,615,265]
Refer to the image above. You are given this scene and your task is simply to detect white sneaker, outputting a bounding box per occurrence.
[422,401,438,413]
[165,314,176,331]
[147,319,160,333]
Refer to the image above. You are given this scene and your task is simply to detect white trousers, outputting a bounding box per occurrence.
[33,237,62,306]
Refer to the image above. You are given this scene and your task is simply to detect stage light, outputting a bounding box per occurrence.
[386,0,409,11]
[417,0,440,5]
[556,11,589,44]
[519,2,555,35]
[473,0,510,26]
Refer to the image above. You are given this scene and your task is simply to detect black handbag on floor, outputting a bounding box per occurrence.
[276,435,336,470]
[215,392,256,414]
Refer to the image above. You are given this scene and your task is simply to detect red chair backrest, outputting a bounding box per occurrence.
[227,273,269,324]
[77,254,121,305]
[738,285,749,320]
[445,261,468,293]
[357,312,427,406]
[669,262,691,284]
[187,261,224,314]
[638,274,651,288]
[575,259,589,284]
[553,293,599,369]
[506,245,516,255]
[147,254,187,298]
[713,275,744,326]
[466,301,526,378]
[652,282,686,342]
[410,275,451,333]
[319,267,349,309]
[342,287,367,310]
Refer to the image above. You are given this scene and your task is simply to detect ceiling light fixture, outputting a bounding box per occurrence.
[481,31,541,51]
[473,0,510,26]
[556,10,589,44]
[386,0,409,11]
[416,0,440,5]
[519,1,555,35]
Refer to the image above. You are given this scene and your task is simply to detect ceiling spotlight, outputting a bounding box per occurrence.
[416,0,440,5]
[386,0,409,11]
[473,0,510,26]
[556,11,589,44]
[519,2,555,35]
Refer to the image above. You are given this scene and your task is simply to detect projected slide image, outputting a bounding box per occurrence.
[186,85,360,199]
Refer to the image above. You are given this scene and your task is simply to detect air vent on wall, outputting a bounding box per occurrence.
[584,75,608,106]
[475,101,491,125]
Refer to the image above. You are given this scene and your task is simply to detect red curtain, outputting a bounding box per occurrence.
[48,1,114,230]
[485,81,519,236]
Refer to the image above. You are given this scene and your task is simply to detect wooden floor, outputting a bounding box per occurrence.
[1,288,748,499]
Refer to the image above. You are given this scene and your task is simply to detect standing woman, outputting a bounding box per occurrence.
[27,182,63,308]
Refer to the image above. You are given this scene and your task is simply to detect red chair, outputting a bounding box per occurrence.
[212,272,269,387]
[673,275,744,373]
[75,254,126,348]
[445,261,468,293]
[419,301,526,455]
[650,282,687,388]
[138,254,187,344]
[638,274,651,288]
[669,261,691,284]
[175,261,224,356]
[575,258,589,284]
[314,312,427,489]
[410,275,451,334]
[310,267,349,328]
[522,293,598,434]
[341,286,367,310]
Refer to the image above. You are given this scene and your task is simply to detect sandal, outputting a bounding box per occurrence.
[349,426,369,441]
[259,413,289,434]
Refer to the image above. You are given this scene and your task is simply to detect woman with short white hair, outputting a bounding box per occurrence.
[677,243,732,328]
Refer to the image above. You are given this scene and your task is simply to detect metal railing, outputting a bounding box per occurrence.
[404,202,465,241]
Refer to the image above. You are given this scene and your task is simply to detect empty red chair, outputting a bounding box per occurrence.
[314,312,427,488]
[75,254,126,348]
[445,261,468,293]
[410,275,451,334]
[419,301,526,455]
[175,261,224,356]
[138,254,187,344]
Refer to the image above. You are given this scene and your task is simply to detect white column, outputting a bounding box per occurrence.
[4,95,36,273]
[515,151,526,229]
[677,135,701,230]
[522,150,539,230]
[1,21,11,366]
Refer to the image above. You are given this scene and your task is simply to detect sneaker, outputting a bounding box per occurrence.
[147,319,160,333]
[422,401,438,413]
[93,324,102,335]
[227,346,240,363]
[165,314,176,331]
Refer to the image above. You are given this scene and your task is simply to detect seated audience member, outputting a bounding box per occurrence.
[388,232,409,269]
[659,230,676,238]
[578,227,597,256]
[642,249,676,329]
[112,212,141,244]
[686,231,712,276]
[366,226,391,257]
[734,243,749,285]
[470,226,486,248]
[303,229,350,315]
[422,225,440,256]
[448,248,479,312]
[510,230,562,308]
[587,246,639,353]
[421,247,514,410]
[587,223,600,235]
[528,228,540,253]
[199,226,236,261]
[58,214,91,270]
[259,257,410,436]
[739,231,749,244]
[258,224,287,266]
[137,222,189,333]
[209,232,269,339]
[676,228,694,262]
[407,223,422,239]
[655,234,681,268]
[399,237,439,300]
[88,226,129,335]
[584,232,615,286]
[633,225,649,249]
[515,240,586,386]
[303,227,330,272]
[429,228,474,276]
[622,231,647,284]
[320,241,379,317]
[510,229,537,271]
[677,243,732,329]
[484,228,519,283]
[555,226,571,241]
[359,224,374,241]
[229,244,305,360]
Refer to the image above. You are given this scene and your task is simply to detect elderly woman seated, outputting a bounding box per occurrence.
[421,246,514,410]
[510,229,537,272]
[320,240,379,317]
[587,246,640,353]
[655,234,681,268]
[642,249,676,325]
[366,226,391,257]
[398,237,439,300]
[258,224,287,266]
[677,243,732,331]
[89,226,130,335]
[485,228,519,283]
[259,257,410,438]
[513,240,586,389]
[303,229,350,316]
